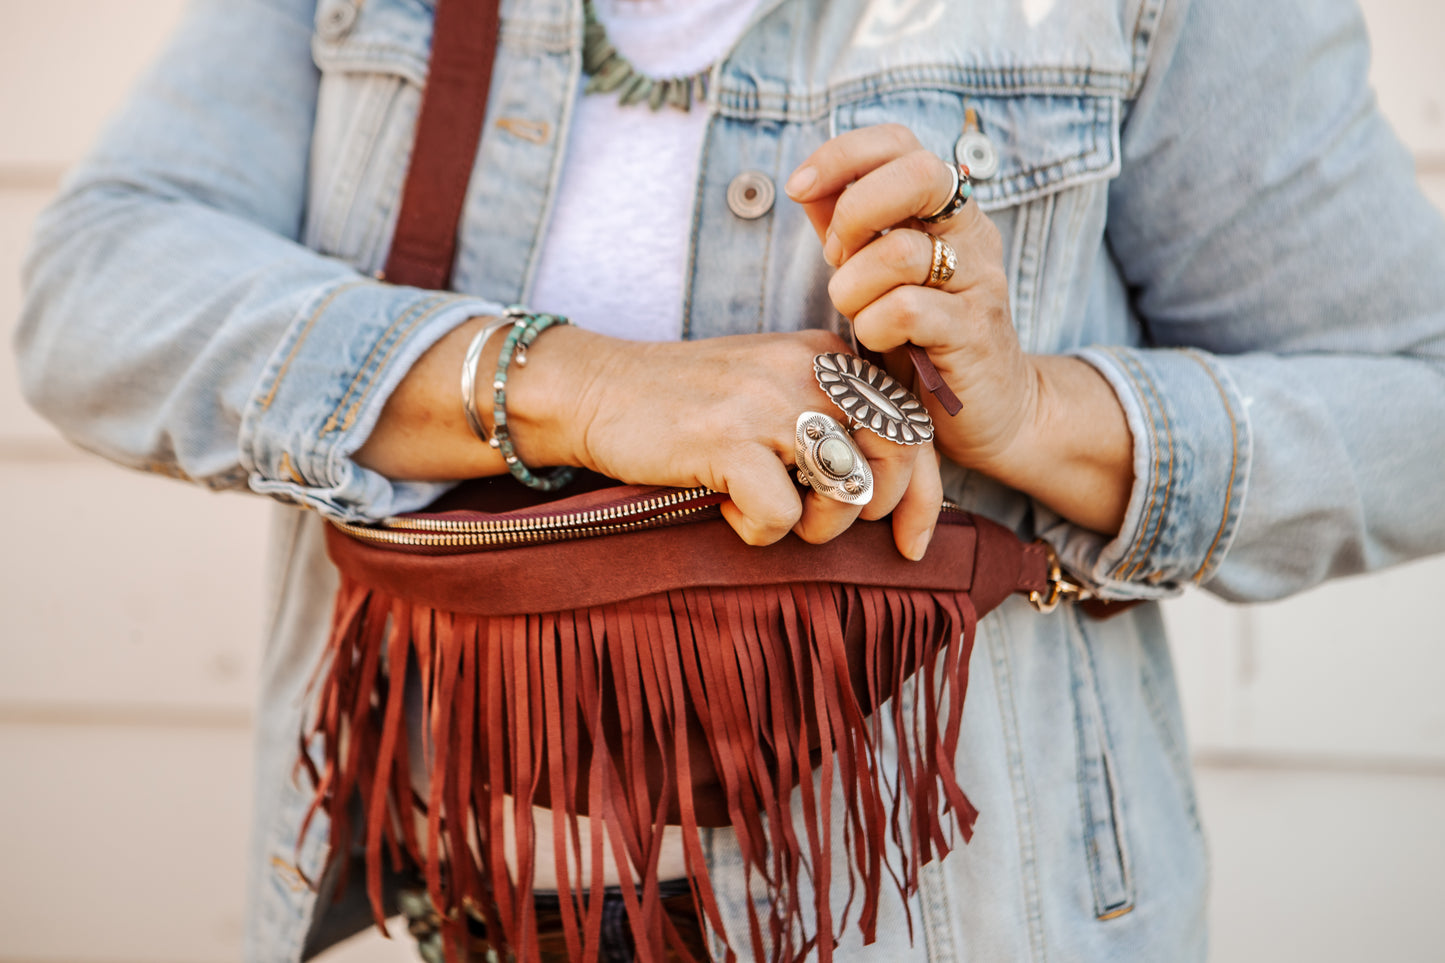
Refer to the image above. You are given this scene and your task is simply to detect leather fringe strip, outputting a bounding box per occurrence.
[299,579,979,963]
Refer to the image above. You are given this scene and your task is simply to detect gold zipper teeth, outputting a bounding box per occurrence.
[338,491,960,548]
[381,486,712,534]
[336,503,714,548]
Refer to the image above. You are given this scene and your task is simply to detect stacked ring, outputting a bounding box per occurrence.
[925,234,957,288]
[919,160,973,225]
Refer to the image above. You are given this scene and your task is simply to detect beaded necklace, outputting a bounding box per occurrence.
[581,0,712,111]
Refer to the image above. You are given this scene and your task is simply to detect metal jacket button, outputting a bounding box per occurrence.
[317,1,358,41]
[726,171,775,219]
[954,129,999,181]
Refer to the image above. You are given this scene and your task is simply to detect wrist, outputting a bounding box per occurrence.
[501,323,612,472]
[975,354,1133,536]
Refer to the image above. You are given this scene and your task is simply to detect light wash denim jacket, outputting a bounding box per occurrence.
[17,0,1445,959]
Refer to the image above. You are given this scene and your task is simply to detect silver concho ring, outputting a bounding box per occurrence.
[813,352,934,445]
[795,412,872,505]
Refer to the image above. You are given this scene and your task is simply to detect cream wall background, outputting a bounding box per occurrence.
[2,2,1443,961]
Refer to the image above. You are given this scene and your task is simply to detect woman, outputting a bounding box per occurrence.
[17,0,1445,960]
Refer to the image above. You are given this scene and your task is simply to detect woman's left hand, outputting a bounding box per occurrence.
[785,123,1135,536]
[784,122,1037,476]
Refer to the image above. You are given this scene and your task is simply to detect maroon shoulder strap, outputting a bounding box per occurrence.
[382,0,501,289]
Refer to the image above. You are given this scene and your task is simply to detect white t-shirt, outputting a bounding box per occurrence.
[528,0,766,342]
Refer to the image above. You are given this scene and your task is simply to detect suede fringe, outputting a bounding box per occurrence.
[300,578,979,963]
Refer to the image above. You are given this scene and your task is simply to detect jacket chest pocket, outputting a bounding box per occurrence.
[306,0,434,273]
[830,88,1120,352]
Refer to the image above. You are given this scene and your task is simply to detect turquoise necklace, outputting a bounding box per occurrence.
[582,0,712,111]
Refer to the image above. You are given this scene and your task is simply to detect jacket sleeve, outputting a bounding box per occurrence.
[1044,0,1445,603]
[14,0,502,522]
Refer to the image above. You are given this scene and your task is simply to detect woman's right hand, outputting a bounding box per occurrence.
[358,319,943,560]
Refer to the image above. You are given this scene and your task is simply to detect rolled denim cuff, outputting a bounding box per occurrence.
[1043,346,1253,600]
[240,278,506,521]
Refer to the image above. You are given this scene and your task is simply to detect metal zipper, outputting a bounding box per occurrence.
[332,486,719,549]
[334,488,967,551]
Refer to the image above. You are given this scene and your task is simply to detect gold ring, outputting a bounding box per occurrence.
[925,234,957,288]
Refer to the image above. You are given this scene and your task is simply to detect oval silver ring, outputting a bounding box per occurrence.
[813,352,935,445]
[795,411,872,505]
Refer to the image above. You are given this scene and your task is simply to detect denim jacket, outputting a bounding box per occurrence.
[17,0,1445,959]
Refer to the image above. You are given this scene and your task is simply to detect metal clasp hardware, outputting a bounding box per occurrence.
[1029,540,1090,613]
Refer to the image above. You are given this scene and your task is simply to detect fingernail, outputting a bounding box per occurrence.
[785,165,817,197]
[824,232,842,267]
[905,526,935,562]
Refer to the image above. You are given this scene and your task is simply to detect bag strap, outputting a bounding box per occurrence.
[381,0,501,289]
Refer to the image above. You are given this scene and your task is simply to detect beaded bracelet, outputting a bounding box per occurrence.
[491,308,577,492]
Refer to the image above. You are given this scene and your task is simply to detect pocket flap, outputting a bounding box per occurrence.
[832,89,1121,212]
[313,0,435,84]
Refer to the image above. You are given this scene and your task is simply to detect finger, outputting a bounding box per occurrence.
[828,229,975,319]
[797,193,838,246]
[890,446,944,561]
[849,427,926,523]
[792,487,864,544]
[784,123,923,203]
[717,448,804,546]
[825,148,957,265]
[851,283,1000,356]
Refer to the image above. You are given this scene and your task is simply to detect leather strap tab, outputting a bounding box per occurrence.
[905,344,964,416]
[381,0,501,289]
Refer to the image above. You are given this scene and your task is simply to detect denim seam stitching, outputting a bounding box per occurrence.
[1120,352,1175,580]
[343,75,403,259]
[1028,193,1055,351]
[1070,614,1136,918]
[1005,196,1031,330]
[986,615,1050,961]
[360,83,416,273]
[679,116,714,341]
[1126,0,1168,99]
[1089,639,1135,917]
[326,295,459,439]
[314,45,429,88]
[753,142,783,334]
[258,279,371,412]
[1105,349,1161,580]
[319,75,382,253]
[1009,199,1035,348]
[1184,348,1242,583]
[517,27,580,303]
[721,73,1129,122]
[1068,620,1105,916]
[318,293,436,437]
[918,859,956,963]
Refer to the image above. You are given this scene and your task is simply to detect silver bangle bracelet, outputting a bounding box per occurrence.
[460,316,521,447]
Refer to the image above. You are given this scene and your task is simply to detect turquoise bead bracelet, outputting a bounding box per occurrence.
[490,308,577,492]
